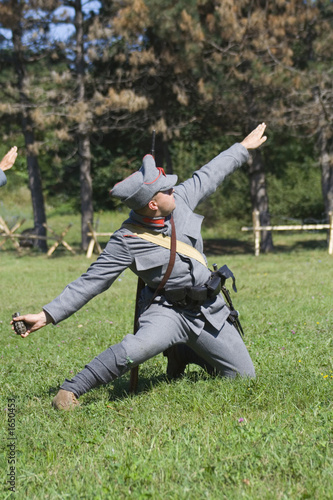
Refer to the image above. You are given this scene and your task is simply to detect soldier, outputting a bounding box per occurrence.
[0,146,18,187]
[12,124,267,410]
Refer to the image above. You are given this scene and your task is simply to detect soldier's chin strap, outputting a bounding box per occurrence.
[130,215,177,393]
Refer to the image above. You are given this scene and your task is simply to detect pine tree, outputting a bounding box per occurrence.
[190,0,321,250]
[273,0,333,220]
[0,0,60,251]
[41,0,151,248]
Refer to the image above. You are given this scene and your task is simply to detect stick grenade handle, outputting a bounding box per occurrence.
[151,130,156,159]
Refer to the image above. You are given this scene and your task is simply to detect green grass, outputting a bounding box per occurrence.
[0,210,332,499]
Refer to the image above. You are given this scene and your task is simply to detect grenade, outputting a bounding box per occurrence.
[12,312,27,335]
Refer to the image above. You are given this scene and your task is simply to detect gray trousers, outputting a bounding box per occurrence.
[61,302,255,397]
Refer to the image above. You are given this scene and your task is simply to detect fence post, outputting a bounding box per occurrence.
[253,209,260,256]
[329,212,333,255]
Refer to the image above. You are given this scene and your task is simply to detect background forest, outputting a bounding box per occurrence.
[0,0,333,252]
[1,4,332,498]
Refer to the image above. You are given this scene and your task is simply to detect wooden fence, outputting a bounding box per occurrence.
[0,216,75,256]
[242,210,333,256]
[3,212,332,258]
[86,222,112,258]
[0,216,108,257]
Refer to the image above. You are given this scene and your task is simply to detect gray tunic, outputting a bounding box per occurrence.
[43,143,249,334]
[0,169,7,187]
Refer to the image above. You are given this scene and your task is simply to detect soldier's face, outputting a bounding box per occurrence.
[152,188,176,216]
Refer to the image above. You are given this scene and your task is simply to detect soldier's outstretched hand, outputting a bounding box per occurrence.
[241,123,267,150]
[11,311,52,338]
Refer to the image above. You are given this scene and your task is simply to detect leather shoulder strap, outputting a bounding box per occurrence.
[122,223,208,268]
[154,215,177,295]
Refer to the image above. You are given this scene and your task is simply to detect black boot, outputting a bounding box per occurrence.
[163,344,216,379]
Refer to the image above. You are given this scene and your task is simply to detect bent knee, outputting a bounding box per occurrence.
[219,363,256,379]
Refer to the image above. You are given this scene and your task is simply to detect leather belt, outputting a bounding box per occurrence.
[151,279,221,310]
[150,264,238,311]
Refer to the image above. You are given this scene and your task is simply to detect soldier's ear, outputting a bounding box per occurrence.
[148,199,158,211]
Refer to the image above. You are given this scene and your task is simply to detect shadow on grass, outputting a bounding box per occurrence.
[0,245,87,259]
[203,238,253,255]
[108,374,168,401]
[287,238,328,251]
[107,370,213,402]
[46,375,170,406]
[44,365,214,411]
[49,370,213,407]
[203,237,328,256]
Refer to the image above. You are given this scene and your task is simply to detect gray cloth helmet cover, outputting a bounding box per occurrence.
[110,154,178,210]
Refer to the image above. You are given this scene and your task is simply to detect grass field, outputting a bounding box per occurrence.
[0,208,332,499]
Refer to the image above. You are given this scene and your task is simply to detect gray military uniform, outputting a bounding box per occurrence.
[44,143,255,397]
[0,169,7,187]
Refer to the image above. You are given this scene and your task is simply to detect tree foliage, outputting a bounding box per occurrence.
[0,0,331,250]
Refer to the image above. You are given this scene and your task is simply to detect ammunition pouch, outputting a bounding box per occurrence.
[155,264,237,311]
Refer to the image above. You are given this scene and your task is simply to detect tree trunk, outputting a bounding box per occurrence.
[75,0,93,251]
[79,133,93,249]
[318,128,333,219]
[24,122,48,253]
[12,25,47,252]
[248,150,274,253]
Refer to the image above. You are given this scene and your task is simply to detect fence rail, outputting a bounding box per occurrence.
[242,210,333,256]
